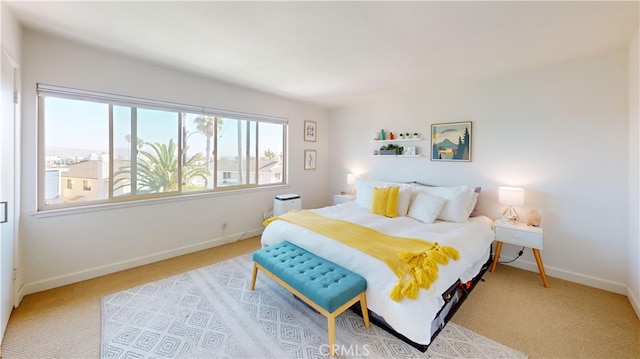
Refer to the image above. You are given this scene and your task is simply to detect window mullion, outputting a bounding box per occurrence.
[37,95,45,210]
[245,121,250,185]
[254,123,259,184]
[131,108,138,194]
[177,112,183,192]
[108,105,114,199]
[213,116,218,190]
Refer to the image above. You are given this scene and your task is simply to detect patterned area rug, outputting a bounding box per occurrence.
[101,254,527,358]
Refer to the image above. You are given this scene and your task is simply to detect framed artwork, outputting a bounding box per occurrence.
[431,121,472,162]
[304,120,317,142]
[304,149,317,170]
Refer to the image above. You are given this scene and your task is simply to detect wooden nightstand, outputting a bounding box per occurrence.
[333,193,355,205]
[490,221,548,288]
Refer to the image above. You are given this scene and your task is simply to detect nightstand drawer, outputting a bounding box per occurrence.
[333,194,355,205]
[495,225,542,249]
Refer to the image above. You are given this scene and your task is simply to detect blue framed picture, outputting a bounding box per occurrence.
[431,121,472,161]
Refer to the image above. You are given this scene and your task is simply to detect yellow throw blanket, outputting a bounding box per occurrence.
[263,210,459,301]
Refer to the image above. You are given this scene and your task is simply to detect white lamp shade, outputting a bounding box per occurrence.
[498,186,524,206]
[347,174,359,185]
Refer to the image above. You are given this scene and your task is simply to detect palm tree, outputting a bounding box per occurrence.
[193,116,223,171]
[263,148,277,160]
[114,139,208,193]
[124,134,145,158]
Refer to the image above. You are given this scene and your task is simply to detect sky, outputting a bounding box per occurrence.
[44,97,284,159]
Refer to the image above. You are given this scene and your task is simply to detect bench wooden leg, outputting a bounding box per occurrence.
[359,293,370,328]
[326,293,368,357]
[328,315,336,357]
[250,262,258,290]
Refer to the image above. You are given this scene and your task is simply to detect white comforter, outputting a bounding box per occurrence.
[260,201,494,345]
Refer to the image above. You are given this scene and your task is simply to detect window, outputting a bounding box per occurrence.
[38,84,287,210]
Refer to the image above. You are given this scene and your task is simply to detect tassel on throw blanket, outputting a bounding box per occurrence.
[263,210,459,301]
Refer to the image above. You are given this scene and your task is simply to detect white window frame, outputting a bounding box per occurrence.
[37,84,288,211]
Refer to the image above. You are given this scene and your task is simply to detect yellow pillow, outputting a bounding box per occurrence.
[371,186,399,218]
[386,186,399,217]
[371,187,389,215]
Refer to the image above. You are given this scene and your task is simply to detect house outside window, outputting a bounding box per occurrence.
[37,84,287,211]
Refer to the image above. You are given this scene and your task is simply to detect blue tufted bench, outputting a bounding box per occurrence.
[250,241,370,357]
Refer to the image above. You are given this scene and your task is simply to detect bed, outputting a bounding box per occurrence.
[260,180,495,351]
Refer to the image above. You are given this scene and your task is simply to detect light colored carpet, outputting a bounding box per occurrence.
[2,236,639,358]
[101,253,527,358]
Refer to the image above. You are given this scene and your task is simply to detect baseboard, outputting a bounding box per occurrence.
[15,283,26,309]
[504,259,627,294]
[627,286,640,319]
[22,228,264,296]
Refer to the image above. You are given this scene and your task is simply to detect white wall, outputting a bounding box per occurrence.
[1,3,23,304]
[20,29,329,294]
[628,29,640,317]
[1,4,21,60]
[329,50,631,294]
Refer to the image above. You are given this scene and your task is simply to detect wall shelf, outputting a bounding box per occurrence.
[372,154,422,158]
[371,137,422,143]
[372,137,423,157]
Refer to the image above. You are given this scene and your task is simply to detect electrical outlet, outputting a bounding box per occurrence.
[221,219,228,230]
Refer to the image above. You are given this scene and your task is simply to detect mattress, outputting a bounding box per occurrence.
[260,201,494,345]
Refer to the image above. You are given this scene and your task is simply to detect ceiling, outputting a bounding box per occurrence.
[6,1,639,109]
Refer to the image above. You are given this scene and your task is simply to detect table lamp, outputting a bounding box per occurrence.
[498,186,524,224]
[347,174,360,195]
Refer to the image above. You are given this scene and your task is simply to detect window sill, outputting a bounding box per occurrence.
[32,184,289,218]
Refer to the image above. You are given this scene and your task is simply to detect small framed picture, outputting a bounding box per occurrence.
[304,149,317,170]
[304,120,317,142]
[431,121,472,162]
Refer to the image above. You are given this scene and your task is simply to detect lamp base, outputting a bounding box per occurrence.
[502,206,520,224]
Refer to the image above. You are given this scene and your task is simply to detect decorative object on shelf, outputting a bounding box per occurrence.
[431,121,472,161]
[304,149,316,170]
[527,209,542,227]
[346,173,361,195]
[405,132,411,138]
[498,186,524,224]
[413,132,419,138]
[379,129,386,140]
[404,146,416,156]
[372,132,379,140]
[304,121,316,142]
[399,133,405,139]
[389,132,394,140]
[379,143,403,155]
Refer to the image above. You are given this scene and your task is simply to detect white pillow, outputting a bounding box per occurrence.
[413,185,474,223]
[355,179,389,210]
[408,192,447,224]
[355,179,413,216]
[466,192,480,217]
[397,187,413,216]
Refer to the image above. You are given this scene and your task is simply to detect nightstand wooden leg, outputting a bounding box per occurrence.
[490,241,503,272]
[532,248,549,288]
